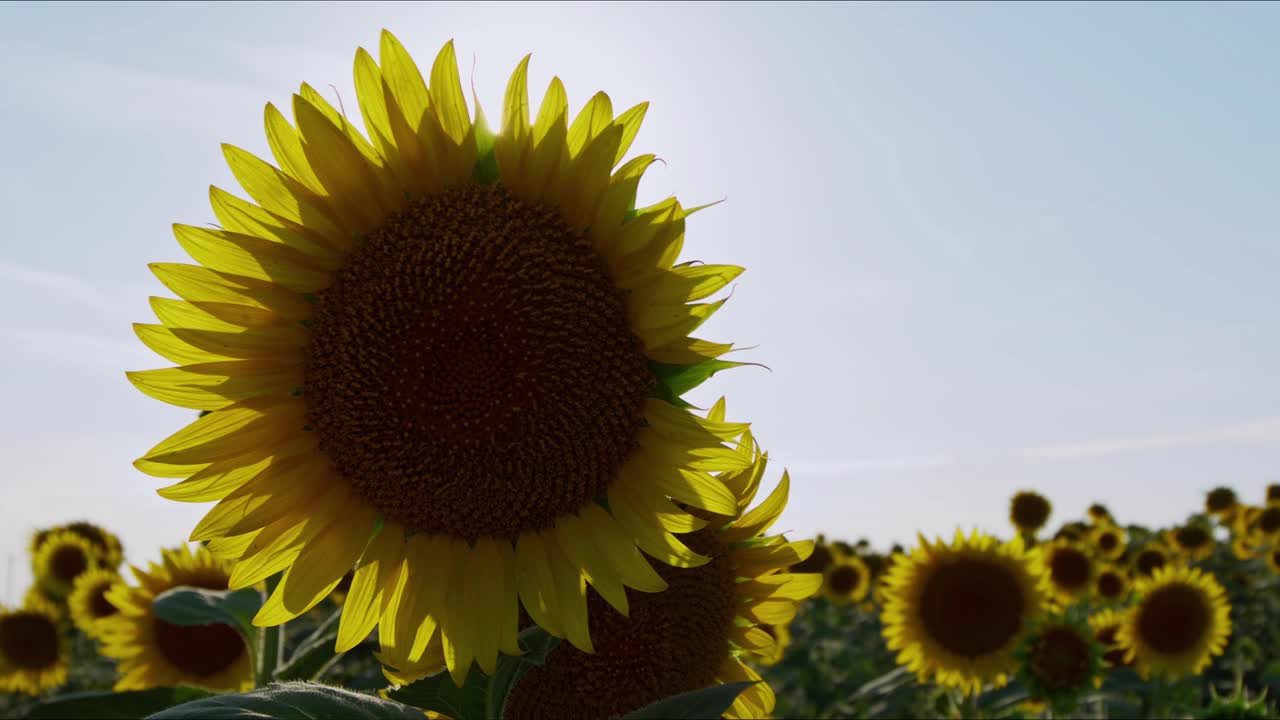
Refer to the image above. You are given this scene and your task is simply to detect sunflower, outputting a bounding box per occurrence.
[1089,524,1126,561]
[1267,484,1280,505]
[1131,544,1169,578]
[493,432,819,719]
[1087,608,1130,669]
[1092,565,1129,604]
[1119,564,1231,680]
[67,568,123,639]
[1013,614,1102,714]
[1205,487,1238,518]
[129,32,757,685]
[1256,506,1280,539]
[1231,535,1258,561]
[32,530,101,599]
[0,596,68,695]
[1053,521,1088,543]
[1167,524,1215,560]
[823,556,871,604]
[100,544,252,691]
[1040,540,1094,605]
[1087,504,1113,525]
[881,530,1049,696]
[1009,491,1053,535]
[30,522,125,570]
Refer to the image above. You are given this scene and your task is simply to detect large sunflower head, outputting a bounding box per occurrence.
[1009,491,1053,534]
[0,596,68,695]
[1040,539,1094,605]
[32,530,102,599]
[880,530,1049,696]
[1205,487,1238,517]
[67,568,124,639]
[1092,565,1130,604]
[823,555,871,604]
[1132,544,1169,578]
[1013,614,1102,714]
[1087,608,1131,669]
[129,32,758,685]
[99,544,252,692]
[1167,523,1215,560]
[1119,564,1231,680]
[497,436,819,720]
[1089,524,1126,561]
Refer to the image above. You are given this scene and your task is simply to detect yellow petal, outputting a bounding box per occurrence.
[353,48,413,190]
[514,531,563,637]
[209,185,345,259]
[441,539,476,686]
[429,40,470,144]
[148,262,313,322]
[126,361,302,411]
[336,523,405,653]
[142,396,304,465]
[227,482,347,589]
[265,102,327,195]
[222,144,348,238]
[634,264,745,306]
[135,324,233,366]
[722,471,790,544]
[526,77,568,197]
[732,540,816,578]
[156,454,272,503]
[741,572,823,601]
[293,94,388,230]
[463,538,505,675]
[554,514,628,617]
[494,54,532,188]
[607,483,709,569]
[566,91,613,158]
[255,506,377,625]
[577,504,666,593]
[610,102,648,165]
[646,337,735,365]
[172,224,331,293]
[543,530,593,653]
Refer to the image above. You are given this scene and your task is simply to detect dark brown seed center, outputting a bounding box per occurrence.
[306,184,653,541]
[90,584,118,619]
[51,545,88,584]
[827,565,861,595]
[1135,549,1166,576]
[1175,526,1209,549]
[1030,626,1092,691]
[1098,532,1118,552]
[919,557,1026,658]
[1011,494,1051,529]
[153,618,246,677]
[1096,572,1124,599]
[1137,584,1210,655]
[1049,548,1091,590]
[0,613,60,670]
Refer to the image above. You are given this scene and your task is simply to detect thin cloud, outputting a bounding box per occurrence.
[0,260,107,305]
[1020,417,1280,460]
[788,455,954,475]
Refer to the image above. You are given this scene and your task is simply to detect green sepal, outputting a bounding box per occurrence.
[650,358,754,402]
[471,105,499,186]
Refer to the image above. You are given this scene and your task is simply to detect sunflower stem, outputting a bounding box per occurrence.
[254,573,284,688]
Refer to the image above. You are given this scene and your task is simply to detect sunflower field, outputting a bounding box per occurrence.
[2,27,1279,720]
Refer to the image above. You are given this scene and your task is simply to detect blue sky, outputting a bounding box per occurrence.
[1,1,1277,601]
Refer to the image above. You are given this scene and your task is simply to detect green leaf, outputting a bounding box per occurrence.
[471,110,499,185]
[273,606,342,682]
[30,687,216,719]
[650,359,754,400]
[151,585,262,639]
[386,665,487,720]
[486,626,561,719]
[146,682,425,719]
[619,681,756,719]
